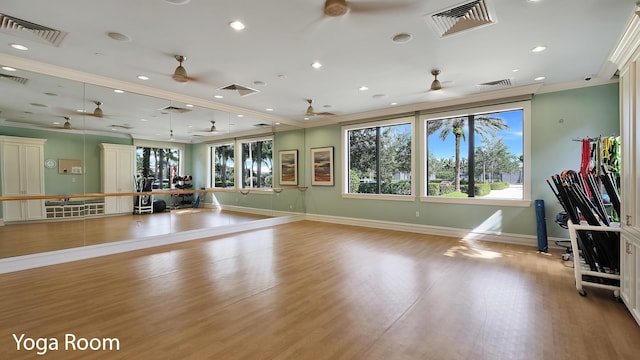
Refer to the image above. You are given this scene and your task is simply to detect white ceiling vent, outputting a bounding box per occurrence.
[427,0,496,38]
[159,105,192,114]
[0,73,29,85]
[479,79,511,87]
[0,13,68,47]
[218,83,259,97]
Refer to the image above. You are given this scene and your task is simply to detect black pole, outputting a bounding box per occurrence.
[468,115,475,197]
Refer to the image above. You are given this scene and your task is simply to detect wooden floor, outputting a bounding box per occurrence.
[1,221,639,359]
[0,209,268,258]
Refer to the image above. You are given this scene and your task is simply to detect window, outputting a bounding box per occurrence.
[207,137,273,190]
[241,138,272,188]
[343,117,413,198]
[210,143,235,188]
[423,101,529,205]
[136,146,181,190]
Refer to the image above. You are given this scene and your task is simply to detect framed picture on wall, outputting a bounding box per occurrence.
[279,149,298,185]
[311,146,334,186]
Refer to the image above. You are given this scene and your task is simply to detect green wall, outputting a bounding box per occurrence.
[225,83,620,240]
[2,83,620,241]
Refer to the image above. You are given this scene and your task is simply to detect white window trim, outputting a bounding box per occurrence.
[206,136,274,192]
[133,139,185,179]
[341,116,415,201]
[238,135,273,191]
[419,100,531,207]
[208,141,235,189]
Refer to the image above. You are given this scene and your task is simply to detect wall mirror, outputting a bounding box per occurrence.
[0,67,302,259]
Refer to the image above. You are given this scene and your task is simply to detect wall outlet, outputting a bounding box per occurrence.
[415,211,420,217]
[289,204,293,209]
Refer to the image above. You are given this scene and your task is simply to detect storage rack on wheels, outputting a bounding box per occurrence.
[568,221,621,298]
[547,165,621,299]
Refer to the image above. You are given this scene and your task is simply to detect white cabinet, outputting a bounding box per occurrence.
[621,233,640,324]
[0,136,47,222]
[611,11,640,326]
[99,143,135,215]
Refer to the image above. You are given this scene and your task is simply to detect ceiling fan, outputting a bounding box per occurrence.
[172,55,202,83]
[51,116,75,130]
[305,99,335,116]
[200,120,217,133]
[323,0,414,17]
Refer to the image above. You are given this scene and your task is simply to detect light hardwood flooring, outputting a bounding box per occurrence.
[0,209,268,258]
[1,221,639,359]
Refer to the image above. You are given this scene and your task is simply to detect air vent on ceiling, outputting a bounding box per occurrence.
[217,83,259,97]
[159,105,192,113]
[479,79,512,87]
[0,13,68,47]
[427,0,496,38]
[253,123,271,128]
[0,73,29,85]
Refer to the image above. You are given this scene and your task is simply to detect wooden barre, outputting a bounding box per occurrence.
[0,187,304,202]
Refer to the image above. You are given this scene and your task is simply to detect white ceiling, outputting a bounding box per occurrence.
[0,0,635,142]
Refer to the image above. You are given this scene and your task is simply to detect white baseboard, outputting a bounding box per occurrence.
[0,215,303,274]
[303,213,567,249]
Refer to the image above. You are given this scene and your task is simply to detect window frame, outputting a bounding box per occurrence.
[207,135,274,191]
[208,141,235,189]
[341,115,415,201]
[420,101,531,207]
[134,139,184,190]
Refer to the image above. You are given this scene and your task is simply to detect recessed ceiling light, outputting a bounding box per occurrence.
[163,0,191,5]
[2,66,16,71]
[359,86,369,91]
[229,20,245,31]
[512,69,520,72]
[137,75,149,80]
[534,76,545,81]
[185,104,194,107]
[214,95,224,99]
[266,108,274,111]
[253,80,266,86]
[391,102,398,106]
[275,122,281,125]
[113,89,125,93]
[237,114,244,117]
[391,33,412,44]
[304,117,310,120]
[106,32,132,42]
[52,122,60,125]
[372,94,387,99]
[44,92,58,96]
[140,119,148,122]
[10,43,28,51]
[311,62,322,69]
[531,45,547,53]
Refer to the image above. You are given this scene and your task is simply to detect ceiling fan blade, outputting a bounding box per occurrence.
[348,1,416,14]
[315,112,335,116]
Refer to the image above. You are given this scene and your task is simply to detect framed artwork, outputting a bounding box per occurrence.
[311,146,334,186]
[279,149,298,185]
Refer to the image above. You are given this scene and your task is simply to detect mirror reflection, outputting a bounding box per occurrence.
[0,67,303,259]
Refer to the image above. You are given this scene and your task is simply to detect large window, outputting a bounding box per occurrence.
[343,117,413,198]
[210,143,235,188]
[241,138,273,188]
[208,137,273,190]
[136,145,181,190]
[423,102,529,204]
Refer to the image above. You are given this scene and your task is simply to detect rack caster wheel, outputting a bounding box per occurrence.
[578,290,587,297]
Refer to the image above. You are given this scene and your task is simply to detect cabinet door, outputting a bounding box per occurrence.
[23,143,45,219]
[620,65,636,228]
[621,233,637,307]
[116,149,134,213]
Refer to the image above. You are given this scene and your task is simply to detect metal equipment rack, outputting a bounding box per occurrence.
[568,221,621,299]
